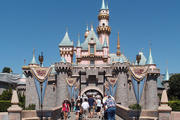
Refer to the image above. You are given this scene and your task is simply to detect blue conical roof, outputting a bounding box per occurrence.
[164,68,169,81]
[60,57,66,63]
[50,64,57,74]
[147,48,154,64]
[101,0,106,10]
[59,32,73,47]
[103,38,108,47]
[30,49,37,64]
[77,35,81,47]
[106,1,109,9]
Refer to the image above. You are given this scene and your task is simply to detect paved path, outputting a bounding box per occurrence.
[67,112,123,120]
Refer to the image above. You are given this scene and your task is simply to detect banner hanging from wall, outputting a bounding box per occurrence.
[31,67,52,104]
[129,65,148,104]
[129,66,148,81]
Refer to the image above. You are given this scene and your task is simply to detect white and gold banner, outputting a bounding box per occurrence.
[129,66,148,81]
[31,67,52,82]
[66,78,76,87]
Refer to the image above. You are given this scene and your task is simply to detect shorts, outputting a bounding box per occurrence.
[96,107,101,112]
[89,106,93,112]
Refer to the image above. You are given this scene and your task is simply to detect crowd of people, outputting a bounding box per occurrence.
[61,94,116,120]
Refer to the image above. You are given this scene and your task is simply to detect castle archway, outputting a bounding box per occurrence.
[81,86,103,98]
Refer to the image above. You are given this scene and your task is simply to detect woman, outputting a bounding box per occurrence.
[62,100,70,120]
[75,99,81,120]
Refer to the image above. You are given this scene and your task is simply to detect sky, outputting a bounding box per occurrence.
[0,0,180,74]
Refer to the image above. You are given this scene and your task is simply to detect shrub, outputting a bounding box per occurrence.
[0,100,11,112]
[129,104,141,110]
[25,104,36,110]
[168,101,180,111]
[0,88,12,100]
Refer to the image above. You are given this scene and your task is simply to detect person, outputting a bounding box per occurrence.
[71,98,75,112]
[81,99,89,120]
[96,96,102,119]
[66,98,71,118]
[75,99,81,120]
[103,95,108,120]
[104,96,116,120]
[88,95,95,118]
[62,100,70,120]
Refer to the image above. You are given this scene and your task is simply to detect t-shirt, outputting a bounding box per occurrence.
[81,102,89,110]
[96,99,102,107]
[88,98,95,107]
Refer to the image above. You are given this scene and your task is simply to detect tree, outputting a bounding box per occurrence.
[168,74,180,100]
[2,67,12,73]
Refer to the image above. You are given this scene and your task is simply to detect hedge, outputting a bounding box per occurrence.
[0,100,11,112]
[169,101,180,111]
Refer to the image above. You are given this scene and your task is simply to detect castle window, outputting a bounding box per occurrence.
[90,60,94,65]
[103,23,105,26]
[90,45,94,54]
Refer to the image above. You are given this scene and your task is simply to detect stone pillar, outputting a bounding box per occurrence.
[158,90,172,120]
[55,62,71,107]
[145,69,160,110]
[8,90,22,120]
[114,63,129,107]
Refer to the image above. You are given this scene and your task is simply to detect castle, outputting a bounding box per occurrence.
[22,0,161,111]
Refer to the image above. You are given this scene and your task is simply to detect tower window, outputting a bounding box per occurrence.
[90,45,94,54]
[90,60,94,65]
[103,23,105,26]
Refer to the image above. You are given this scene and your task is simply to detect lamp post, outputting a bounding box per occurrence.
[38,52,44,120]
[136,54,141,120]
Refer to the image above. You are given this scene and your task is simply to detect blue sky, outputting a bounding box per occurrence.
[0,0,179,74]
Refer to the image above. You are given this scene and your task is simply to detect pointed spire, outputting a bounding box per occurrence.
[101,0,106,10]
[147,48,154,64]
[77,34,81,47]
[59,31,73,47]
[116,32,121,56]
[103,37,108,47]
[106,1,109,9]
[60,57,66,63]
[30,48,37,64]
[164,68,170,81]
[86,24,89,31]
[91,24,94,31]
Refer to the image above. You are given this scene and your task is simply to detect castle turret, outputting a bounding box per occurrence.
[76,35,82,63]
[59,31,74,63]
[97,0,111,48]
[55,57,71,107]
[29,49,39,67]
[163,67,170,90]
[145,48,160,110]
[84,25,89,39]
[103,37,108,62]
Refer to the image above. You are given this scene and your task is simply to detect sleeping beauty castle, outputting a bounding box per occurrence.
[22,0,160,111]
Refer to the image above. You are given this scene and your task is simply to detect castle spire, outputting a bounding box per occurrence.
[164,67,170,81]
[77,34,81,47]
[147,48,154,64]
[106,1,109,9]
[116,32,121,56]
[103,37,108,47]
[101,0,106,10]
[30,48,37,64]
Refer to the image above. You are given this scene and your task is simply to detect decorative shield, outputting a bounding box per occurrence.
[107,77,117,87]
[66,78,76,87]
[129,66,149,81]
[31,67,52,82]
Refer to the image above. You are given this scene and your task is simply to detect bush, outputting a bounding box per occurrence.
[129,104,141,110]
[25,104,36,110]
[168,101,180,111]
[0,100,11,112]
[18,93,25,109]
[0,88,12,100]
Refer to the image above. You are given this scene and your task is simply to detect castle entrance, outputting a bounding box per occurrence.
[81,86,103,98]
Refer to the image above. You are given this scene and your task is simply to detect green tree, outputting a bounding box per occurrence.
[168,74,180,100]
[0,88,12,100]
[2,67,13,73]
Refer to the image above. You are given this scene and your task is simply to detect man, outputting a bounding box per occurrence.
[81,99,89,120]
[88,95,95,118]
[105,96,116,120]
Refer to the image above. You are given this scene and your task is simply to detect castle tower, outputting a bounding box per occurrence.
[59,31,74,63]
[97,0,111,48]
[146,48,159,110]
[103,37,108,62]
[29,48,39,67]
[76,34,82,63]
[163,67,170,90]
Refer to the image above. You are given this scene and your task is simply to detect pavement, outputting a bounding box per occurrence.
[0,112,8,120]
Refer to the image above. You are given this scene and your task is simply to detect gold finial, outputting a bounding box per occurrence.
[117,32,121,56]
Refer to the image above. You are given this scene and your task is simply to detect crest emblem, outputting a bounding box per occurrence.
[66,78,76,87]
[107,77,117,87]
[129,66,148,81]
